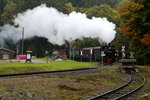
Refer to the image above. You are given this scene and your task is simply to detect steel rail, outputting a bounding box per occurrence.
[86,73,131,100]
[0,67,97,78]
[86,73,146,100]
[114,74,146,100]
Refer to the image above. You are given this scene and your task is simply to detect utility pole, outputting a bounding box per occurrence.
[21,27,24,55]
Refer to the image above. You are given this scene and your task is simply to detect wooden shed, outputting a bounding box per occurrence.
[0,48,15,60]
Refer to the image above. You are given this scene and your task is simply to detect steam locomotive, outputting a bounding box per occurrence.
[56,44,116,64]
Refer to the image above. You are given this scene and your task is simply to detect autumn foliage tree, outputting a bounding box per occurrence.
[140,34,150,49]
[118,0,150,64]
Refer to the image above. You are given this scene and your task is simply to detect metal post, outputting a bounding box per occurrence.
[46,56,48,63]
[69,42,71,60]
[72,48,75,60]
[80,50,83,62]
[21,27,24,55]
[81,56,82,62]
[16,44,19,62]
[101,51,104,67]
[116,50,118,63]
[90,48,93,62]
[95,55,96,62]
[90,55,92,62]
[69,39,72,60]
[102,56,103,67]
[45,51,48,63]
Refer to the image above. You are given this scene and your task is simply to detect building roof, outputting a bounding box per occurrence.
[0,48,15,53]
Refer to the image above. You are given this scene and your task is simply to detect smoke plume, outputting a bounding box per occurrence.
[0,4,116,47]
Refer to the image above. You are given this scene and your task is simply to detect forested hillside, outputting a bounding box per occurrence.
[0,0,121,52]
[0,0,149,64]
[68,0,121,8]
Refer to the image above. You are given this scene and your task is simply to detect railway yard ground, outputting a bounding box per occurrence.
[135,65,150,100]
[0,59,149,100]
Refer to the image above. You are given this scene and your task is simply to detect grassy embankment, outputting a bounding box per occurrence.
[136,65,150,100]
[0,60,97,75]
[0,65,126,100]
[0,60,9,62]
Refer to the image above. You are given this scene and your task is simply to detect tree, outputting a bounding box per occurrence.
[75,38,101,48]
[65,3,75,13]
[140,34,150,49]
[0,1,17,25]
[43,0,69,14]
[118,0,150,64]
[12,0,43,13]
[0,0,7,25]
[85,4,118,24]
[68,0,121,8]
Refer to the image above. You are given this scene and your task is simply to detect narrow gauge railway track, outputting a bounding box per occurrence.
[87,73,146,100]
[0,67,98,78]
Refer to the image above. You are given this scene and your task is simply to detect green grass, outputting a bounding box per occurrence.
[137,65,150,70]
[136,65,150,100]
[136,65,150,72]
[136,65,150,68]
[0,60,98,75]
[0,60,9,62]
[0,66,125,100]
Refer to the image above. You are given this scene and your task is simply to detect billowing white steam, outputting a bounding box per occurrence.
[0,4,116,46]
[0,24,22,46]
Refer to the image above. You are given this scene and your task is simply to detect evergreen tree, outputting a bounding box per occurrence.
[75,38,101,48]
[0,1,17,25]
[0,0,7,25]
